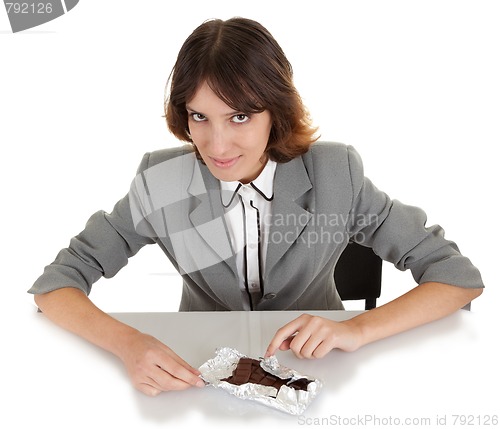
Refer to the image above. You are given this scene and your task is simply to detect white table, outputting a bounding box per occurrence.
[13,309,499,428]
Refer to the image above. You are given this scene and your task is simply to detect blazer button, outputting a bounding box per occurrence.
[263,293,277,300]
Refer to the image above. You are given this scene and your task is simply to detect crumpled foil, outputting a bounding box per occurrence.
[199,347,323,415]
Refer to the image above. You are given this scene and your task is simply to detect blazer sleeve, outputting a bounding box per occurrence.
[345,145,484,289]
[28,153,156,296]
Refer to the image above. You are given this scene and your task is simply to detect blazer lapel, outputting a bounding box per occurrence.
[265,156,313,278]
[187,160,238,275]
[185,160,244,309]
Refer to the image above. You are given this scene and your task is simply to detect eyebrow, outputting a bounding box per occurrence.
[185,105,243,117]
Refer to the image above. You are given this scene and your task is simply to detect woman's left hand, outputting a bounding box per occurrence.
[264,314,363,359]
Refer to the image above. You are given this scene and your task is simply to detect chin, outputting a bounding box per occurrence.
[208,168,238,183]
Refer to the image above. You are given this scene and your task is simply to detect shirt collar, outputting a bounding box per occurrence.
[220,160,277,207]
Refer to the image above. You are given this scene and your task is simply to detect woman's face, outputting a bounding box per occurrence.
[186,81,272,184]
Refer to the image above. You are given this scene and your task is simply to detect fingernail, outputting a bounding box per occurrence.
[196,379,206,388]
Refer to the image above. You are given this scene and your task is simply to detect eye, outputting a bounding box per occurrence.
[231,114,250,124]
[190,113,207,122]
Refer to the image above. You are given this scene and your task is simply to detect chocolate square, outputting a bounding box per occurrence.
[222,357,311,393]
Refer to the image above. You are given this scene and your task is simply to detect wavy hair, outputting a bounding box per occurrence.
[165,17,319,162]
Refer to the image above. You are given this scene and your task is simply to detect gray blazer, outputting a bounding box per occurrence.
[29,142,484,310]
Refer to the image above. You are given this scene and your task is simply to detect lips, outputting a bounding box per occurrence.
[210,156,240,168]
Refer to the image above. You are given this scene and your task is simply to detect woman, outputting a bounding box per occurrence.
[30,17,483,396]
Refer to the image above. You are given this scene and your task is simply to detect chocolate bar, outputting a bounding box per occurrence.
[222,357,311,392]
[199,347,323,415]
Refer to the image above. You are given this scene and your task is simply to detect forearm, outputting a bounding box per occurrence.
[34,287,139,359]
[343,282,483,348]
[35,287,205,395]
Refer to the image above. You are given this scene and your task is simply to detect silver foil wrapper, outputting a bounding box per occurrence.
[199,347,322,415]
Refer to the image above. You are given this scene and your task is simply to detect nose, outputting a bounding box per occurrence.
[208,123,231,156]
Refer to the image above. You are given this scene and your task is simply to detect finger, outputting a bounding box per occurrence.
[157,357,205,388]
[147,365,200,392]
[311,340,334,359]
[266,330,296,357]
[291,318,338,358]
[279,337,294,351]
[295,334,323,359]
[288,328,315,359]
[137,382,162,397]
[265,316,308,357]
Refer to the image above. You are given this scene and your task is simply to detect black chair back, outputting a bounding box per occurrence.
[334,242,382,310]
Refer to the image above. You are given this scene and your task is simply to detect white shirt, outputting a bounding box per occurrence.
[220,161,277,310]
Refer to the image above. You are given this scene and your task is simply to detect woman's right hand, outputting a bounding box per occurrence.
[119,330,206,396]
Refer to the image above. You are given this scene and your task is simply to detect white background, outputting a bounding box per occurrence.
[0,0,498,423]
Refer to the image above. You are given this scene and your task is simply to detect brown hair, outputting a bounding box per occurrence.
[165,17,319,162]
